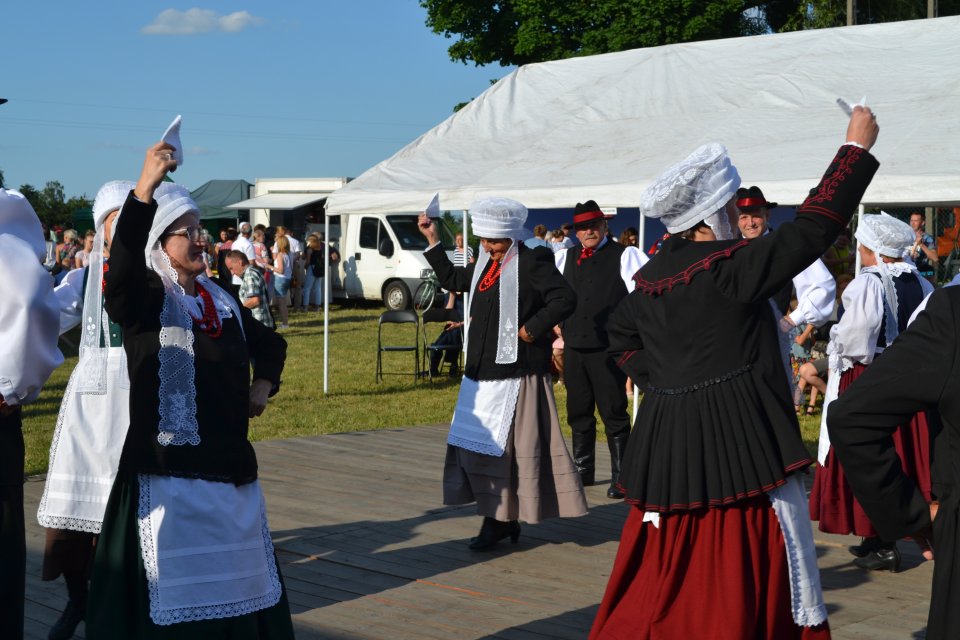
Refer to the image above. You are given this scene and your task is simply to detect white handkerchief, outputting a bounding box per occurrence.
[425,193,440,218]
[836,96,866,117]
[161,115,184,166]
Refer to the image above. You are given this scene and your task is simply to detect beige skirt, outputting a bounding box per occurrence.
[443,373,588,524]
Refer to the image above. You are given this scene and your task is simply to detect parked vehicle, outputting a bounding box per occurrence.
[309,214,456,310]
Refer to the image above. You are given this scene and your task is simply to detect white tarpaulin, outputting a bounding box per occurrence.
[327,16,960,215]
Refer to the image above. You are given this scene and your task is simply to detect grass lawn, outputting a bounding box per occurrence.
[21,301,823,475]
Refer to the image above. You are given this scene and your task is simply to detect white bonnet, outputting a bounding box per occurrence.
[639,143,741,234]
[469,197,528,239]
[855,212,914,258]
[145,182,200,262]
[93,180,135,230]
[0,188,46,260]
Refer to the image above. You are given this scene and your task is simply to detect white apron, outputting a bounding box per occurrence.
[137,475,282,625]
[37,346,130,533]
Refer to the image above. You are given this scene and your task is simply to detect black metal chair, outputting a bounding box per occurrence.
[420,308,463,381]
[376,309,420,382]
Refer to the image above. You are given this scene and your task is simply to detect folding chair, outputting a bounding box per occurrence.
[421,308,463,381]
[376,309,420,382]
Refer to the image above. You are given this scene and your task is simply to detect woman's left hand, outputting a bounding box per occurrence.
[518,325,534,343]
[249,379,272,418]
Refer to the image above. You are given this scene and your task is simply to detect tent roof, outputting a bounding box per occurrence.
[327,16,960,215]
[191,179,253,220]
[225,192,327,210]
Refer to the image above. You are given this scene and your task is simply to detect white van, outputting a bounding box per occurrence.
[309,213,457,310]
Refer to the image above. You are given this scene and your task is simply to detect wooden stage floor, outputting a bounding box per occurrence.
[23,425,932,639]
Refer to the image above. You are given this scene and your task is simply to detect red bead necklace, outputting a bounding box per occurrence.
[477,259,503,292]
[193,282,222,338]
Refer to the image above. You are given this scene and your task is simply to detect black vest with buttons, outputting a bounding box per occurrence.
[561,240,629,349]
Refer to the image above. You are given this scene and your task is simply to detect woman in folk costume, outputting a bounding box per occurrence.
[36,180,134,640]
[417,198,587,550]
[809,212,934,572]
[590,107,881,640]
[86,140,294,639]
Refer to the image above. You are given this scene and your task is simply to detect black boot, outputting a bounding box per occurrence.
[48,599,86,640]
[848,536,883,558]
[853,541,901,572]
[468,517,521,551]
[606,433,629,499]
[572,431,596,486]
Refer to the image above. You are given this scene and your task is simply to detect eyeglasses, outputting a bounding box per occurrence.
[163,226,205,243]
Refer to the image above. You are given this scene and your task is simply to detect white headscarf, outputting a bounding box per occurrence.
[855,212,916,344]
[466,197,527,364]
[147,183,242,446]
[639,143,741,240]
[76,181,135,394]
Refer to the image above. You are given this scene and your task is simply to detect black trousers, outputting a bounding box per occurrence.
[565,347,630,439]
[0,409,25,640]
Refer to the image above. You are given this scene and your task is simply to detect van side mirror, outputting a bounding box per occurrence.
[378,238,394,258]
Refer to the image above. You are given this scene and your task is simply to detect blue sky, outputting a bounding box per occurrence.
[0,2,510,198]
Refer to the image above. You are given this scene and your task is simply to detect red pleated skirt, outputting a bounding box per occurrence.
[809,363,932,537]
[590,496,831,640]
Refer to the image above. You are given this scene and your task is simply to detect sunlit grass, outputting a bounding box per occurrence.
[21,301,822,475]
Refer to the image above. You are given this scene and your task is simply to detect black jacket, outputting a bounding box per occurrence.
[609,144,879,512]
[829,286,957,640]
[105,192,286,485]
[425,243,575,380]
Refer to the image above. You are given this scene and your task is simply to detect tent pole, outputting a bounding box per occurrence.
[323,213,330,395]
[462,210,470,356]
[854,204,864,275]
[637,209,646,255]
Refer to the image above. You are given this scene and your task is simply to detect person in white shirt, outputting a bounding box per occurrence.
[736,186,836,391]
[230,222,256,286]
[0,188,63,639]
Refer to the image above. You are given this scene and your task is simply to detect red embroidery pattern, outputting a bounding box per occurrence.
[633,240,749,296]
[101,261,110,292]
[802,145,863,209]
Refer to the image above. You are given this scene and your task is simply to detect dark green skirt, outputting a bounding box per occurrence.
[87,472,295,639]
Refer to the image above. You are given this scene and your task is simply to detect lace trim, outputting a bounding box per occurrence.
[37,369,104,532]
[634,240,749,296]
[646,364,752,395]
[138,476,282,626]
[447,377,521,457]
[768,475,829,627]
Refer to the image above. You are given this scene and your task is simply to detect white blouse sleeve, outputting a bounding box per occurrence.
[54,266,87,334]
[0,236,64,405]
[788,259,835,327]
[829,273,884,367]
[554,247,568,273]
[619,246,649,291]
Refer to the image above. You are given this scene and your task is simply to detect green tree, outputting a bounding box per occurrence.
[781,0,959,30]
[420,0,792,68]
[0,168,5,189]
[17,184,42,215]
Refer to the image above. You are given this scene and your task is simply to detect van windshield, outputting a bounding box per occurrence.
[386,215,455,251]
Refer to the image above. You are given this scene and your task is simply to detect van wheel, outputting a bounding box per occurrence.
[383,281,411,310]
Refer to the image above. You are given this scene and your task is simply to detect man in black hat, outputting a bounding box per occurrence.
[736,186,836,390]
[555,200,648,498]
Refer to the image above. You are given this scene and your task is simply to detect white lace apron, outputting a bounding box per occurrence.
[37,346,130,532]
[137,475,282,625]
[447,377,521,457]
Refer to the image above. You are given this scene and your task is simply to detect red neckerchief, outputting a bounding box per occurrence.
[577,246,595,266]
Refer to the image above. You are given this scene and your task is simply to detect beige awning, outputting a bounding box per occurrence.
[225,193,327,210]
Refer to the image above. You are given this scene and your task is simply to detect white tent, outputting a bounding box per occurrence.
[327,16,960,215]
[321,16,960,393]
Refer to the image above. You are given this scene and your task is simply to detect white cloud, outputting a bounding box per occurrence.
[142,8,264,35]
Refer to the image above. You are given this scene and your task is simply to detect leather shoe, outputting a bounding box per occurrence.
[468,517,521,551]
[853,547,901,572]
[848,536,882,558]
[606,483,625,499]
[49,599,85,640]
